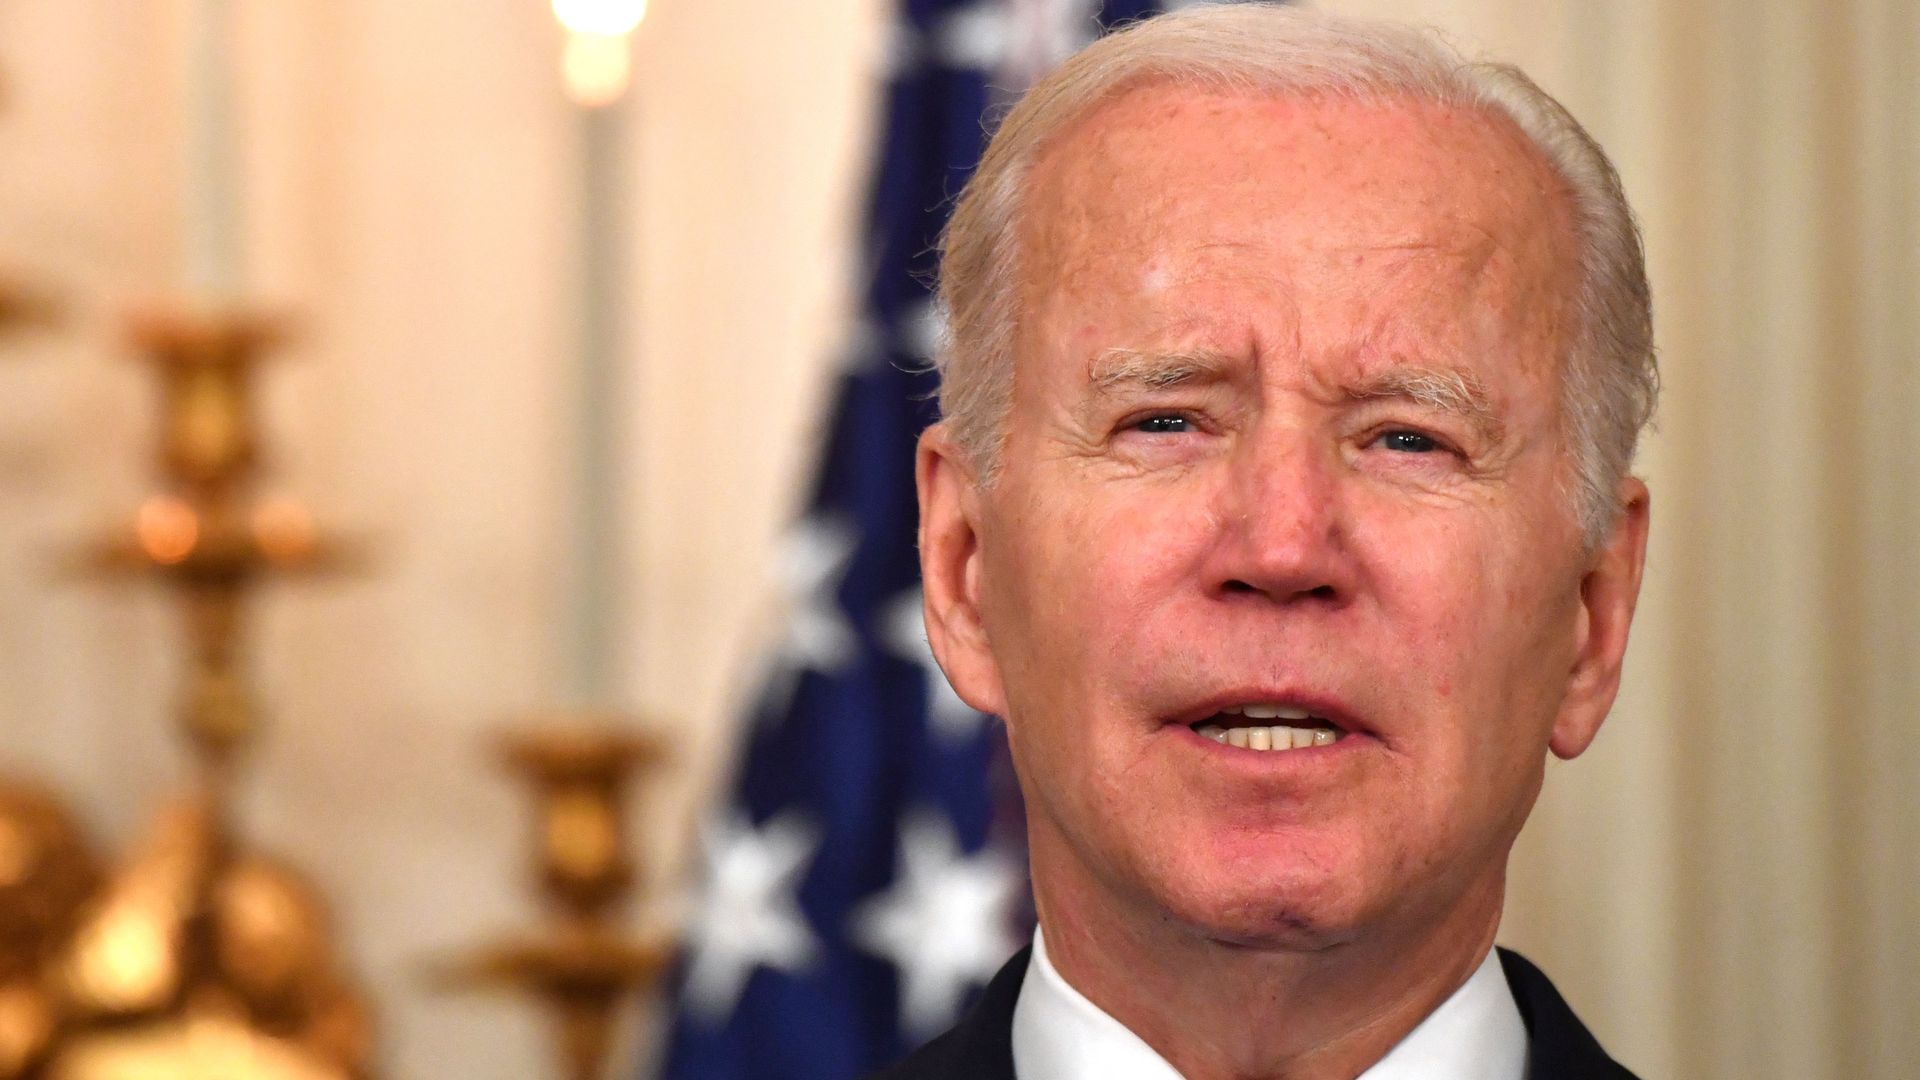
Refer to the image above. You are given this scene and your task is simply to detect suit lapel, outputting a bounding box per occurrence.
[1497,948,1641,1080]
[864,947,1026,1080]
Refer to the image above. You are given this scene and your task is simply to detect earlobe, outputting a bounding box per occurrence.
[1549,477,1651,760]
[916,425,1008,718]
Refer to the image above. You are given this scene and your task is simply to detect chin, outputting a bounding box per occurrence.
[1159,882,1363,952]
[1145,836,1377,951]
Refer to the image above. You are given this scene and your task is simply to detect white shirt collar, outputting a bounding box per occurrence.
[1010,927,1529,1080]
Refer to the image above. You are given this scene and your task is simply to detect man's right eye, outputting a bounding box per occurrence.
[1132,415,1193,434]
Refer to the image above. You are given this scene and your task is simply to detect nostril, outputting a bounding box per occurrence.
[1224,579,1256,593]
[1308,584,1336,600]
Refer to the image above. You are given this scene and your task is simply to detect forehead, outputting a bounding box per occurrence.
[1014,83,1579,382]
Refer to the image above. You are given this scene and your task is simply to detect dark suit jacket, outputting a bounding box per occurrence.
[866,946,1639,1080]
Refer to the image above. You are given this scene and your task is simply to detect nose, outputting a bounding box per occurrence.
[1203,424,1355,606]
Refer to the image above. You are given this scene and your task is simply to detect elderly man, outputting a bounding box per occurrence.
[882,4,1654,1080]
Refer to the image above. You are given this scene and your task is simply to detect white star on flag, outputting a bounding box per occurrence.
[1001,0,1103,85]
[851,810,1025,1039]
[895,298,947,364]
[936,1,1012,72]
[756,515,860,720]
[881,589,990,741]
[680,810,822,1023]
[778,515,858,671]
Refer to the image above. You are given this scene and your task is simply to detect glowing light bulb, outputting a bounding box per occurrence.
[551,0,648,36]
[553,0,648,105]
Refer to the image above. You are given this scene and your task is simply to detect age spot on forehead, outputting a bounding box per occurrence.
[1139,257,1174,296]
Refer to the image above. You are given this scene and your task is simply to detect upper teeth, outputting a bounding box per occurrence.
[1224,703,1313,720]
[1198,724,1339,750]
[1201,705,1339,751]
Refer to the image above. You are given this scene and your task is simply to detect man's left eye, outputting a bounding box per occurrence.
[1132,415,1193,434]
[1377,430,1441,453]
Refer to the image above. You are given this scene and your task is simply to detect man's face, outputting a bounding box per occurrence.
[919,87,1648,948]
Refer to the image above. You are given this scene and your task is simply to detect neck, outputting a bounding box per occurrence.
[1033,850,1505,1080]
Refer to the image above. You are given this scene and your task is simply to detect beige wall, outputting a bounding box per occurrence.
[1,1,1915,1078]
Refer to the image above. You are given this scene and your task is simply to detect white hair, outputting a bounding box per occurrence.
[932,2,1657,546]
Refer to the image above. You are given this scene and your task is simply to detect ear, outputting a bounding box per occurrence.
[917,424,1009,718]
[1549,476,1651,760]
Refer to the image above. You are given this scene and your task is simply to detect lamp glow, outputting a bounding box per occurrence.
[551,0,647,37]
[552,0,647,105]
[561,33,632,106]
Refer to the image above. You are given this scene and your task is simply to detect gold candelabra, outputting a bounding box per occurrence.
[0,306,375,1080]
[436,721,672,1080]
[81,310,352,803]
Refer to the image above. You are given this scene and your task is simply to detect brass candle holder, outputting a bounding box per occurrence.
[21,306,375,1080]
[80,309,353,803]
[437,720,672,1080]
[2,52,369,1080]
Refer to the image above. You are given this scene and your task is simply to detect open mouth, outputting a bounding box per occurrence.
[1189,703,1347,752]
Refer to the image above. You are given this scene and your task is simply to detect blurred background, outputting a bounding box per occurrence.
[0,1,1912,1079]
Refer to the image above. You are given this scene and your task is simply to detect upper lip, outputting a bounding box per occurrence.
[1167,689,1374,736]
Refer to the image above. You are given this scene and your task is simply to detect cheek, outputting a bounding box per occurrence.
[1066,496,1228,674]
[981,479,1216,710]
[1431,527,1581,736]
[1364,515,1487,662]
[1364,506,1569,712]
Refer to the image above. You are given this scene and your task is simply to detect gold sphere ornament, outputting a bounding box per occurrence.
[44,800,372,1080]
[0,782,100,976]
[0,782,100,1077]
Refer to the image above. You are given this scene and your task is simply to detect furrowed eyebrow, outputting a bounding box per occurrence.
[1345,365,1504,442]
[1086,348,1234,394]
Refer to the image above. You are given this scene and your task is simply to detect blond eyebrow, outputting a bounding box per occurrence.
[1345,365,1504,441]
[1085,348,1234,393]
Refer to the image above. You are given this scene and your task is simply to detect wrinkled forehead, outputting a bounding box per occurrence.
[1013,83,1582,346]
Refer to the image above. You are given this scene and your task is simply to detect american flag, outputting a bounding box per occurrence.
[655,3,1187,1078]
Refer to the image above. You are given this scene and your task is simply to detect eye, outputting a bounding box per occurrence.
[1376,429,1442,453]
[1131,414,1194,435]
